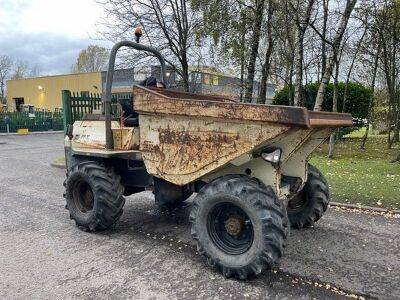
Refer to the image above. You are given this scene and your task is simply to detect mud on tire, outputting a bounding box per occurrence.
[64,161,125,231]
[190,175,289,279]
[287,164,330,229]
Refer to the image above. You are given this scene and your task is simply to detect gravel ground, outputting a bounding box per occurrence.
[0,133,399,300]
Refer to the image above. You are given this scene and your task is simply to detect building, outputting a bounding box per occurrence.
[6,68,158,111]
[6,72,101,112]
[6,67,275,111]
[189,71,275,103]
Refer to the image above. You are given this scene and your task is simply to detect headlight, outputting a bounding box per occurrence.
[261,149,282,166]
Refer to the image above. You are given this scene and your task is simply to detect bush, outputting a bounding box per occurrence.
[273,82,372,118]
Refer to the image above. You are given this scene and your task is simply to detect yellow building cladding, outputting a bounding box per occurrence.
[6,72,102,111]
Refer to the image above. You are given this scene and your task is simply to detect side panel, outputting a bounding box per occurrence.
[133,86,311,127]
[70,120,139,150]
[280,128,333,180]
[139,114,290,185]
[198,127,334,199]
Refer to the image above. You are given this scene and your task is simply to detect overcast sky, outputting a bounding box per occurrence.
[0,0,112,75]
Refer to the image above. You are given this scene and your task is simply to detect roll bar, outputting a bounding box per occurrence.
[103,41,167,150]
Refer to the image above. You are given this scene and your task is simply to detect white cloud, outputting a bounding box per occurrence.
[0,0,103,38]
[0,0,111,74]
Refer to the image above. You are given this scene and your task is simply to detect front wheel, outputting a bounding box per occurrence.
[287,165,330,229]
[190,175,289,279]
[64,161,125,231]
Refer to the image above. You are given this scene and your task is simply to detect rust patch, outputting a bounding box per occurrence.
[134,85,353,129]
[158,127,238,146]
[139,114,292,185]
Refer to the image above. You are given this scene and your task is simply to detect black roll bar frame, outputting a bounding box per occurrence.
[103,41,167,150]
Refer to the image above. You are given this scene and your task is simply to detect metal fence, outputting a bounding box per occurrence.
[0,111,64,133]
[0,90,132,134]
[62,90,132,133]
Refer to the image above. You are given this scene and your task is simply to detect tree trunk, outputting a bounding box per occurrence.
[314,0,357,111]
[343,26,367,113]
[321,0,329,81]
[259,46,274,103]
[328,61,340,159]
[394,111,400,142]
[239,15,246,102]
[259,1,275,104]
[244,0,265,103]
[361,43,380,149]
[380,11,398,147]
[294,30,305,106]
[293,0,315,107]
[181,52,190,92]
[391,153,400,163]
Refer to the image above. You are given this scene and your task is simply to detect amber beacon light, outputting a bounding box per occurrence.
[134,27,143,43]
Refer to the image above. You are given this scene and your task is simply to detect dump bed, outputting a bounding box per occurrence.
[131,85,353,186]
[133,86,353,128]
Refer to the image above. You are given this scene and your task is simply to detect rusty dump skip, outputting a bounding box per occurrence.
[133,86,353,128]
[143,87,237,103]
[308,111,353,127]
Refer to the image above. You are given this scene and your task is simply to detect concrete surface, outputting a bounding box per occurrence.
[0,133,399,300]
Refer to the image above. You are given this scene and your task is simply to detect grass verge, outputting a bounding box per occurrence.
[310,128,400,210]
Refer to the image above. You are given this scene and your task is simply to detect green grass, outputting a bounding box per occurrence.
[310,128,400,210]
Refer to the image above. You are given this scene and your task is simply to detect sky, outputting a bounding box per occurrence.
[0,0,111,75]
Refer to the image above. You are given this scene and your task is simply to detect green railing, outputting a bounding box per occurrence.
[62,90,102,133]
[62,90,133,133]
[0,90,132,133]
[0,111,64,133]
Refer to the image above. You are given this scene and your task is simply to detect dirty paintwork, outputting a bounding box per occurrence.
[200,128,334,198]
[133,86,311,128]
[139,114,290,185]
[133,86,353,128]
[71,120,139,150]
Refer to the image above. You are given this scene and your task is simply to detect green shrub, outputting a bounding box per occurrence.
[273,82,372,118]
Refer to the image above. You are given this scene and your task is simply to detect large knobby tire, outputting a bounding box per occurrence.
[287,165,330,229]
[64,161,125,231]
[190,175,289,279]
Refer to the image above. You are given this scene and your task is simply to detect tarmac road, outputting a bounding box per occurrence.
[0,133,399,300]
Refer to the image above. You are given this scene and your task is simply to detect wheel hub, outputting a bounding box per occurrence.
[207,202,254,255]
[224,215,244,236]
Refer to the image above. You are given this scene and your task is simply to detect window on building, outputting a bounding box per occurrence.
[203,74,211,85]
[212,75,219,86]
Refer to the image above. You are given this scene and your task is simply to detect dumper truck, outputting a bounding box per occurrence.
[63,39,352,279]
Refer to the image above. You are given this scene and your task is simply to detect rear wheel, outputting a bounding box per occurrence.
[287,165,330,229]
[190,175,288,279]
[64,161,125,231]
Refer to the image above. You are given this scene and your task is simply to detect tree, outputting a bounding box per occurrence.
[372,0,400,147]
[11,61,30,80]
[327,51,342,159]
[0,55,12,103]
[193,0,270,101]
[269,0,296,105]
[258,0,275,104]
[71,45,109,73]
[314,0,358,111]
[360,42,380,149]
[290,0,315,106]
[320,0,329,80]
[192,0,250,99]
[100,0,201,91]
[243,0,265,102]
